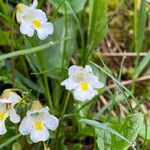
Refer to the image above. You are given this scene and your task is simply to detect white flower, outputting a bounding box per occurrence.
[19,101,59,143]
[16,0,54,40]
[61,65,104,101]
[0,89,22,135]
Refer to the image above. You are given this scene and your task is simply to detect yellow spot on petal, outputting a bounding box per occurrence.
[34,121,43,131]
[80,82,89,91]
[0,112,6,121]
[32,19,42,28]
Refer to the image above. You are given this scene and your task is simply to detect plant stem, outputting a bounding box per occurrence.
[11,10,16,87]
[61,3,68,68]
[37,52,53,112]
[54,91,71,150]
[82,47,87,67]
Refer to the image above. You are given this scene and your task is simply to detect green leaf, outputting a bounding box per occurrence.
[139,123,150,141]
[134,0,147,52]
[0,67,12,83]
[72,144,83,150]
[0,0,9,15]
[96,129,111,150]
[45,17,76,78]
[82,119,134,150]
[82,113,143,150]
[16,71,42,92]
[12,142,21,150]
[50,0,87,14]
[88,0,108,49]
[0,30,10,46]
[65,1,84,50]
[135,50,150,78]
[0,134,21,149]
[107,113,143,150]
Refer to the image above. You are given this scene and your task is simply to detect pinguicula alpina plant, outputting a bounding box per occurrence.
[0,89,22,135]
[16,0,54,40]
[61,65,104,101]
[19,101,59,143]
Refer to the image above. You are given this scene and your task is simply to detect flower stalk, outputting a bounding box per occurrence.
[37,52,53,113]
[54,91,71,150]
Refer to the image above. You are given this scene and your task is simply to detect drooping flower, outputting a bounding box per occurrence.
[19,101,59,143]
[0,89,22,135]
[16,0,54,40]
[61,65,104,101]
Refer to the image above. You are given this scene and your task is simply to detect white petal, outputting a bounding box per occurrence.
[31,0,38,8]
[73,87,97,102]
[68,65,82,76]
[42,22,54,35]
[37,29,49,40]
[44,114,59,130]
[61,78,78,90]
[39,106,49,113]
[20,21,34,37]
[8,91,22,105]
[89,76,104,89]
[30,126,49,143]
[9,108,20,123]
[19,117,33,135]
[84,65,93,73]
[16,12,22,23]
[16,4,27,23]
[0,102,6,111]
[27,110,33,117]
[0,121,7,135]
[27,106,49,118]
[36,22,53,40]
[0,98,12,104]
[34,9,47,22]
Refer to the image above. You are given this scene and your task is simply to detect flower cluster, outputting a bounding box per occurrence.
[0,89,59,143]
[15,0,104,102]
[7,0,105,144]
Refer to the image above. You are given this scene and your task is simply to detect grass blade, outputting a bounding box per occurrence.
[88,0,108,49]
[135,50,150,78]
[89,61,134,113]
[0,134,21,149]
[0,37,70,61]
[134,0,147,52]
